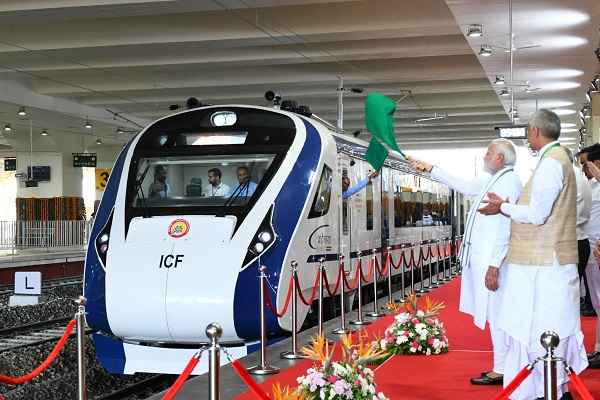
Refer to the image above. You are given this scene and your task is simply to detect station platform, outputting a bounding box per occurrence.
[149,277,600,400]
[0,249,84,285]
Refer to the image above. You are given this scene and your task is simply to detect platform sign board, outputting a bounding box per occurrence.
[14,271,41,295]
[73,153,97,168]
[4,158,16,171]
[96,168,111,191]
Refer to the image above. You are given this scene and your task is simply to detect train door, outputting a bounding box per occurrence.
[338,154,352,264]
[351,159,381,253]
[381,167,392,249]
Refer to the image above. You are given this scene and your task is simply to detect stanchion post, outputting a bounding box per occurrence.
[350,251,371,326]
[540,331,560,400]
[281,261,304,359]
[395,246,406,303]
[410,244,418,296]
[317,257,326,337]
[75,296,87,400]
[332,255,353,335]
[417,243,429,294]
[442,239,451,282]
[248,266,280,375]
[206,323,222,400]
[367,248,385,318]
[450,237,459,277]
[430,240,440,288]
[385,246,393,307]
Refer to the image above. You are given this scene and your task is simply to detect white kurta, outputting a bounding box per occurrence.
[432,166,522,329]
[499,141,588,400]
[585,178,600,352]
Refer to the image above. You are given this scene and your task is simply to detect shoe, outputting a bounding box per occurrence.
[589,352,600,368]
[480,370,491,377]
[470,373,503,385]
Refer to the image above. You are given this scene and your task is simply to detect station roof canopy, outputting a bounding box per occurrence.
[0,0,597,152]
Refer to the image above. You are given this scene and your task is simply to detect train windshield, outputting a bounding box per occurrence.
[133,153,276,208]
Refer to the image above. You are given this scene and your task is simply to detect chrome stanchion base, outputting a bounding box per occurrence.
[416,288,430,294]
[349,319,371,326]
[332,327,354,335]
[366,311,385,318]
[247,365,280,375]
[280,351,305,360]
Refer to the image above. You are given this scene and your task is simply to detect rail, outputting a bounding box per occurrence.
[0,220,92,252]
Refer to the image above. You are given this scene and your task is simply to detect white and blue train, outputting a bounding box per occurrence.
[84,104,464,374]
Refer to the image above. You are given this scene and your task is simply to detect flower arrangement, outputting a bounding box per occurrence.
[271,334,389,400]
[378,294,448,356]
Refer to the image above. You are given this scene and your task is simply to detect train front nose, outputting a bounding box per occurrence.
[106,215,244,342]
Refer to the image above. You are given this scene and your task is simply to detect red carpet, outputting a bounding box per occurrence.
[235,278,600,399]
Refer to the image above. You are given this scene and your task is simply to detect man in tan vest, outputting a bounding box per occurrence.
[479,109,588,400]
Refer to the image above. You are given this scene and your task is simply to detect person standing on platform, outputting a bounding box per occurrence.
[579,146,600,368]
[479,109,588,399]
[409,138,522,386]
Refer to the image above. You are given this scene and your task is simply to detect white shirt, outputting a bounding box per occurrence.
[204,182,231,197]
[585,178,600,240]
[501,141,563,224]
[575,167,591,240]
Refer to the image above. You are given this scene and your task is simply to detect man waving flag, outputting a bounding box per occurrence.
[364,92,405,170]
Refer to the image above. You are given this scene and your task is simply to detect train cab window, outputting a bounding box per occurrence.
[308,165,332,219]
[366,179,373,231]
[132,154,276,208]
[393,185,402,228]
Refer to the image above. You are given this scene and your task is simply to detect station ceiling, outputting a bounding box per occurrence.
[0,0,597,153]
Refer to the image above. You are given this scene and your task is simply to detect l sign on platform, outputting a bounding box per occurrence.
[14,271,41,295]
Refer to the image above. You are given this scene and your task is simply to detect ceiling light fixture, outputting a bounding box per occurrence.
[494,75,505,85]
[414,112,448,123]
[466,24,483,37]
[96,138,103,145]
[40,129,49,136]
[499,89,510,96]
[3,124,11,132]
[17,107,27,117]
[116,127,124,134]
[479,44,493,56]
[84,119,93,129]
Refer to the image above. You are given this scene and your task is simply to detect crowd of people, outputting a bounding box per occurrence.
[410,108,597,400]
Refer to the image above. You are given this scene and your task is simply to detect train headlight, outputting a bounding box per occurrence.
[99,243,109,254]
[98,233,109,244]
[94,209,114,268]
[253,242,265,253]
[257,231,272,243]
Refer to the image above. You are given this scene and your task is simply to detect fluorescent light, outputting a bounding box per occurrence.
[3,124,11,132]
[561,123,576,128]
[17,107,27,117]
[40,129,49,136]
[551,109,576,116]
[84,120,93,129]
[95,138,102,145]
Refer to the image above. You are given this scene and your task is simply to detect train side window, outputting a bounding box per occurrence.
[366,179,373,231]
[394,185,402,228]
[308,165,333,219]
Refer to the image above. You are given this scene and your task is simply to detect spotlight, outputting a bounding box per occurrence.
[116,127,125,134]
[466,24,483,38]
[499,88,510,97]
[186,97,200,109]
[350,88,364,93]
[3,124,11,132]
[265,90,282,106]
[580,127,587,135]
[479,44,493,56]
[84,119,92,129]
[17,107,27,117]
[95,138,103,145]
[352,129,362,137]
[494,75,505,85]
[168,104,180,111]
[40,129,48,136]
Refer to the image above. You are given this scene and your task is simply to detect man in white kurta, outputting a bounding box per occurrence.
[480,109,588,399]
[410,138,522,385]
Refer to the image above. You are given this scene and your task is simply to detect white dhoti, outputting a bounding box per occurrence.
[460,251,508,373]
[498,262,588,400]
[585,251,600,353]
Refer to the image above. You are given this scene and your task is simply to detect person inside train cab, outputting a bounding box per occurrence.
[204,168,230,197]
[149,165,170,199]
[342,170,379,199]
[231,166,257,197]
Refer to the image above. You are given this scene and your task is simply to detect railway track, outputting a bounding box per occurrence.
[94,374,175,400]
[0,317,87,353]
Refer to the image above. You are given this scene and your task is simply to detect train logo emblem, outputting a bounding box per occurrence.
[168,219,190,238]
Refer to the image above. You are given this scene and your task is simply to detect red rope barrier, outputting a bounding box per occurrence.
[322,266,342,297]
[567,367,594,400]
[161,353,201,400]
[0,319,76,385]
[295,269,321,306]
[343,259,362,290]
[492,364,533,400]
[264,276,294,318]
[231,360,271,400]
[376,255,388,277]
[360,257,375,282]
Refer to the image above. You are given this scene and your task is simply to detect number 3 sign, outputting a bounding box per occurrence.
[95,168,111,191]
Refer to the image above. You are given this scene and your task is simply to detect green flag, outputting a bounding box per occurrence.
[364,92,404,170]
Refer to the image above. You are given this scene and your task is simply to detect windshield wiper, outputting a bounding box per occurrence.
[133,163,152,218]
[217,181,249,217]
